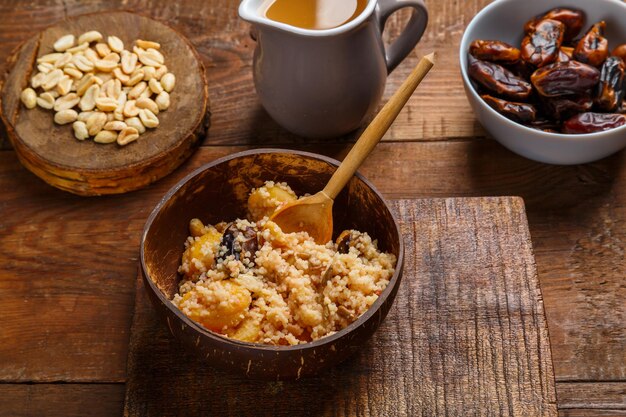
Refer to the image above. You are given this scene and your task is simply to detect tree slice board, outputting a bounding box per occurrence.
[0,11,210,196]
[123,197,557,417]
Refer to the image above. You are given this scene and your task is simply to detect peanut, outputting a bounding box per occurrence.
[138,108,159,128]
[67,42,89,54]
[86,111,107,136]
[79,84,100,111]
[94,130,118,144]
[54,109,78,125]
[160,73,175,92]
[136,97,159,114]
[20,88,37,109]
[54,93,80,111]
[117,126,139,145]
[78,31,103,44]
[125,117,146,134]
[155,91,170,111]
[148,77,164,94]
[95,97,118,112]
[72,121,89,140]
[128,81,147,99]
[36,92,56,109]
[42,69,64,90]
[123,100,140,117]
[37,62,54,74]
[107,36,124,53]
[95,42,111,58]
[104,120,127,131]
[135,39,160,50]
[53,34,75,52]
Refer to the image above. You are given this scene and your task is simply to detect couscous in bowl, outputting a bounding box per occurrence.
[141,149,404,379]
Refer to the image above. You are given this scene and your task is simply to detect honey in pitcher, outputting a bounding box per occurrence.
[262,0,368,30]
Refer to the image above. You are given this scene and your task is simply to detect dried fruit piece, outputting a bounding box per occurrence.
[614,44,626,61]
[531,61,600,97]
[218,223,259,265]
[563,112,626,134]
[469,40,520,64]
[574,21,609,67]
[556,47,574,63]
[521,19,565,67]
[594,56,625,112]
[481,94,537,123]
[541,95,593,120]
[525,8,585,42]
[468,56,533,100]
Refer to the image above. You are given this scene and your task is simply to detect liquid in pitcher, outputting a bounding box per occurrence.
[262,0,368,30]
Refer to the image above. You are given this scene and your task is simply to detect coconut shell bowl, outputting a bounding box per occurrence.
[140,149,404,379]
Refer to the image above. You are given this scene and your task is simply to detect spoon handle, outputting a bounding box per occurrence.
[322,52,435,200]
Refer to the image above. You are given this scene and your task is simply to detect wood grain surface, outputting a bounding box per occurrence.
[0,0,625,415]
[124,198,556,417]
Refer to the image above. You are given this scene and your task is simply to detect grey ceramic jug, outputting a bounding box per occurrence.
[239,0,428,138]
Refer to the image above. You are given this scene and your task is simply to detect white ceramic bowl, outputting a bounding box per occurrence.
[460,0,626,165]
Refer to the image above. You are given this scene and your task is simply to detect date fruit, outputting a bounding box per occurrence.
[614,44,626,61]
[521,19,565,67]
[531,61,600,97]
[574,21,609,67]
[218,223,258,265]
[468,55,533,100]
[563,112,626,134]
[481,95,537,123]
[470,40,520,63]
[594,57,625,112]
[541,95,593,120]
[525,8,585,42]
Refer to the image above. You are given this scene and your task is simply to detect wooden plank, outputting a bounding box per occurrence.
[123,197,556,416]
[557,382,626,410]
[0,142,624,383]
[0,0,486,150]
[0,382,620,417]
[559,411,626,417]
[0,383,124,417]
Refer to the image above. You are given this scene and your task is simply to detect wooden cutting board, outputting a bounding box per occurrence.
[0,11,210,196]
[123,197,557,416]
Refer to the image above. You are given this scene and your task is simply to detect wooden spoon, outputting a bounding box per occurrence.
[270,53,435,243]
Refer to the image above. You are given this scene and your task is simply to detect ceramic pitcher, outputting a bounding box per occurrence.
[239,0,428,138]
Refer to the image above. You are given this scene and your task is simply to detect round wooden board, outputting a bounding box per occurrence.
[0,11,210,196]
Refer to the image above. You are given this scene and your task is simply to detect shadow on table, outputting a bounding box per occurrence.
[464,140,624,212]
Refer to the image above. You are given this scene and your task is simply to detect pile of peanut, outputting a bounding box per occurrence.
[20,31,176,146]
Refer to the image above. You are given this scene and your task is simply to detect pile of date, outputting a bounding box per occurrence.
[468,7,626,134]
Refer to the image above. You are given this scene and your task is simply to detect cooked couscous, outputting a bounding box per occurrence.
[172,181,396,345]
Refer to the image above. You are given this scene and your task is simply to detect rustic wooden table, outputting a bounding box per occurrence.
[0,0,624,416]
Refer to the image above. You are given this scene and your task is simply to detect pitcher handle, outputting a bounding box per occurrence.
[376,0,428,73]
